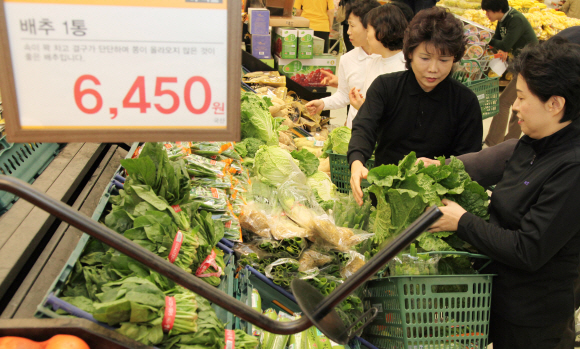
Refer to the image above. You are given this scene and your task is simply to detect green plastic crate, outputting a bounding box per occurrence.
[211,259,236,330]
[328,152,374,194]
[464,77,499,120]
[362,274,493,349]
[0,136,61,213]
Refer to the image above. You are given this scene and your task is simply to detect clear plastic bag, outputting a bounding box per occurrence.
[298,249,334,272]
[265,258,319,289]
[271,214,310,240]
[239,203,273,239]
[310,215,374,252]
[389,253,441,276]
[340,251,366,278]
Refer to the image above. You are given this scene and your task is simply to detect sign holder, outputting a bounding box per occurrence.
[0,0,241,143]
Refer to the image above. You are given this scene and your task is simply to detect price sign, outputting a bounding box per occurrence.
[0,0,241,142]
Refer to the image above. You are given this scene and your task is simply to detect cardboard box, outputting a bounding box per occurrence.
[248,8,270,35]
[269,16,310,28]
[251,34,272,59]
[273,27,297,59]
[313,36,325,55]
[297,28,314,59]
[275,54,337,87]
[265,0,293,17]
[260,58,275,68]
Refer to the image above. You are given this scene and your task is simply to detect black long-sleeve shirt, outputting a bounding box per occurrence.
[457,119,580,326]
[347,70,483,168]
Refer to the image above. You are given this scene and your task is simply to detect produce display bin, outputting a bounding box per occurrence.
[328,152,374,194]
[0,136,61,214]
[235,266,378,349]
[464,76,500,120]
[36,142,235,330]
[362,274,493,349]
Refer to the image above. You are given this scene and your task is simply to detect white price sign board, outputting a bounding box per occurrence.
[0,0,241,142]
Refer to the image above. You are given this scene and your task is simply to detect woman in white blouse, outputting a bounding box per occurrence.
[305,0,381,128]
[349,4,409,111]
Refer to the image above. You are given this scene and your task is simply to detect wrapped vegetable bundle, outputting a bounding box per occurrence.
[264,258,318,288]
[256,237,308,259]
[239,204,272,239]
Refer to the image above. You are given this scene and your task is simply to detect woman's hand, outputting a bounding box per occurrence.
[349,87,365,110]
[416,157,441,167]
[350,160,369,206]
[428,199,467,232]
[321,70,338,88]
[305,100,325,116]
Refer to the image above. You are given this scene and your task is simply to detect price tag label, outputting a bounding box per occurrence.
[0,0,241,142]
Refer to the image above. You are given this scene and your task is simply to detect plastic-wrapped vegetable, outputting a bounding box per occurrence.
[184,154,227,177]
[254,237,308,259]
[389,252,440,276]
[191,176,232,189]
[239,204,273,239]
[264,312,292,349]
[271,215,310,240]
[340,251,366,278]
[250,289,262,336]
[264,258,318,288]
[298,249,334,272]
[333,194,373,231]
[260,309,278,346]
[310,216,374,252]
[190,187,228,212]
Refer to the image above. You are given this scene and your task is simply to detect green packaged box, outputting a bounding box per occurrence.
[297,28,314,59]
[275,54,337,87]
[273,27,297,59]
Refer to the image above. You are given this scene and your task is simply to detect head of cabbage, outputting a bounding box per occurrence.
[320,126,351,158]
[253,146,305,187]
[307,171,337,210]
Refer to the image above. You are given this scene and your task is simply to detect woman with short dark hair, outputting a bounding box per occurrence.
[348,7,483,204]
[348,4,408,112]
[426,38,580,349]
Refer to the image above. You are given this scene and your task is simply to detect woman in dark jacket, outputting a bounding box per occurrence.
[426,38,580,349]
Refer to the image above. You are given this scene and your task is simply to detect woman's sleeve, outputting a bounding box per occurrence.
[457,162,580,272]
[452,139,518,187]
[320,57,351,110]
[347,76,388,166]
[452,92,483,156]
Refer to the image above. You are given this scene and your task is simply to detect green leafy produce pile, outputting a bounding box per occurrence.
[362,152,489,263]
[241,92,279,146]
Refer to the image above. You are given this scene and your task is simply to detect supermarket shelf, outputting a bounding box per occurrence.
[0,144,127,318]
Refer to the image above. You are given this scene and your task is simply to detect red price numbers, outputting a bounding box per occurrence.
[74,75,212,118]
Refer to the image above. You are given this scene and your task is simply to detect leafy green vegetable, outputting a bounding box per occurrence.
[306,171,336,209]
[365,152,489,256]
[121,142,191,207]
[291,149,319,177]
[320,127,351,158]
[241,92,278,146]
[254,146,304,187]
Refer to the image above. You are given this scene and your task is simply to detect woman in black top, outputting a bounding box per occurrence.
[427,38,580,349]
[348,7,483,205]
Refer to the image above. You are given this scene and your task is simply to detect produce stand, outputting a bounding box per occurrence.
[0,170,443,344]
